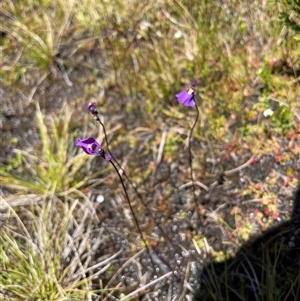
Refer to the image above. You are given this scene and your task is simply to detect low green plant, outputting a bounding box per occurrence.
[0,194,113,300]
[2,0,76,71]
[0,104,106,195]
[280,0,300,40]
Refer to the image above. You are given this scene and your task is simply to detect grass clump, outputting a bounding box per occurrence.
[1,0,75,71]
[280,0,300,40]
[0,104,105,195]
[0,194,113,300]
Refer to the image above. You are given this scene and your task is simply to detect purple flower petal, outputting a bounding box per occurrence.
[76,137,112,161]
[176,84,196,107]
[76,137,102,156]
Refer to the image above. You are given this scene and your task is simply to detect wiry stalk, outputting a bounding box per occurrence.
[94,110,174,249]
[187,103,200,207]
[109,159,151,255]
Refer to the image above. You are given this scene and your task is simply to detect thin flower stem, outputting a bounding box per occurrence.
[93,115,163,269]
[93,109,194,269]
[97,118,139,189]
[109,159,151,255]
[187,103,199,207]
[96,117,174,246]
[100,120,173,271]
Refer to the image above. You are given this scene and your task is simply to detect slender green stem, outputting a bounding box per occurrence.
[188,103,199,207]
[109,159,151,255]
[96,117,173,244]
[97,118,143,197]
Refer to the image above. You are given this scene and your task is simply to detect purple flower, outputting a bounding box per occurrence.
[76,137,112,161]
[87,102,100,121]
[176,83,196,107]
[87,102,97,114]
